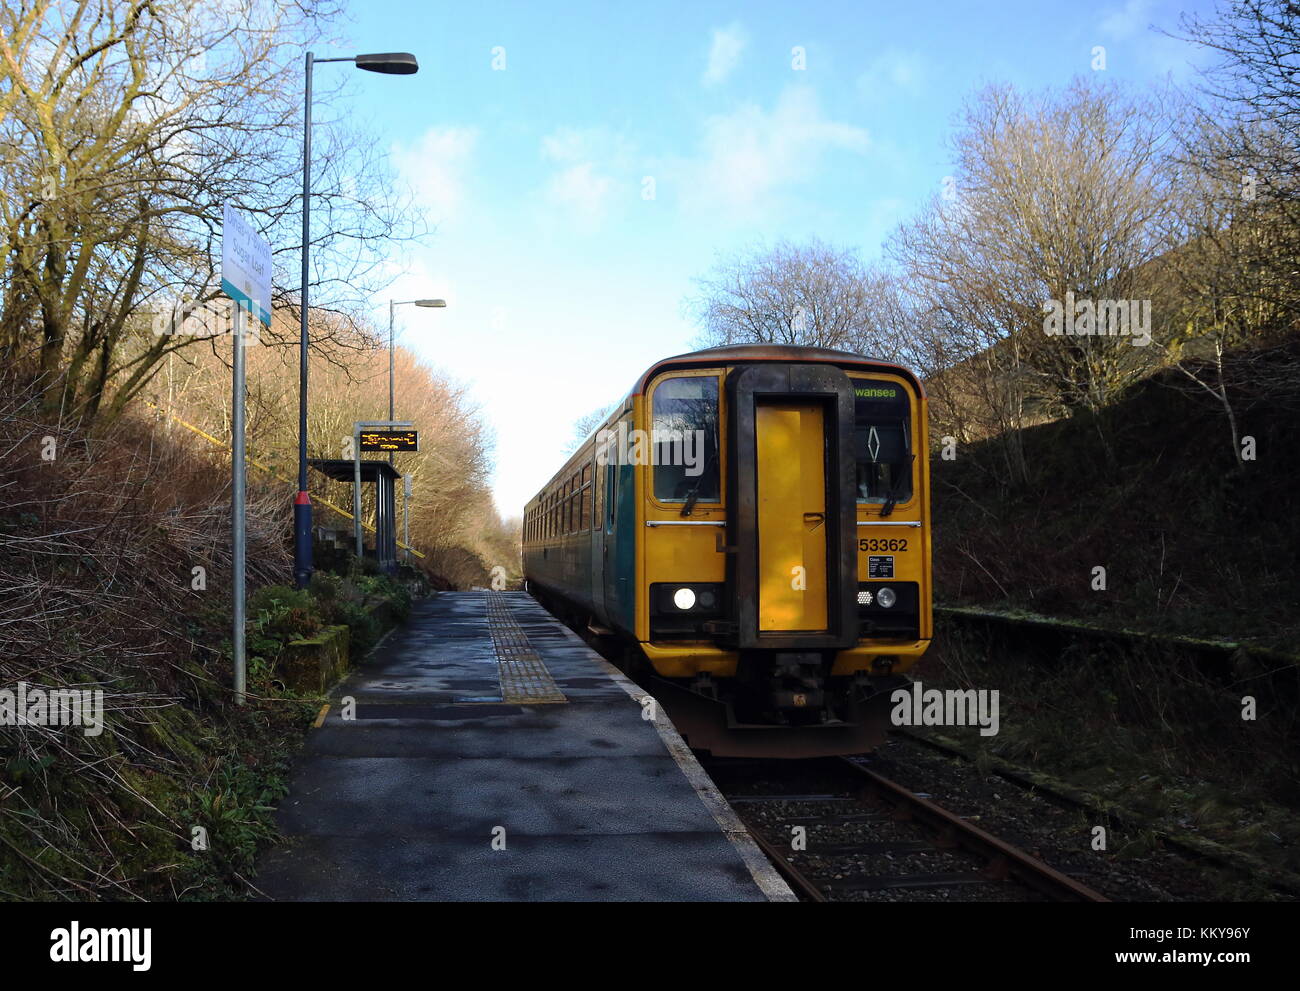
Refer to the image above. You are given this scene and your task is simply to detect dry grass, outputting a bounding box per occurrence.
[0,368,309,900]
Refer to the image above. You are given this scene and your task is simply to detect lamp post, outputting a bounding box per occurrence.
[388,298,445,465]
[295,50,419,590]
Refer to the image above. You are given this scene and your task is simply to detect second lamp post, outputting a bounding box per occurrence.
[388,298,445,464]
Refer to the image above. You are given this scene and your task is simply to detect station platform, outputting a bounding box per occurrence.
[256,591,795,901]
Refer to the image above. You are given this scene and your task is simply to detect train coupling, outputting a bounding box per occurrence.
[735,651,828,722]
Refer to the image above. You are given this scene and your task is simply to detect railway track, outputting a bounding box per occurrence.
[712,755,1107,903]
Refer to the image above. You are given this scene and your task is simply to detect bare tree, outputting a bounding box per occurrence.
[1175,0,1300,293]
[565,402,618,454]
[891,78,1179,478]
[687,238,911,360]
[0,0,423,423]
[1156,1,1300,466]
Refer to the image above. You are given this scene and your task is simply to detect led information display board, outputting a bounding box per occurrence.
[359,430,419,453]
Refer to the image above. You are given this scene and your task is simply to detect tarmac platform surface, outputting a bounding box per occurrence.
[256,591,794,902]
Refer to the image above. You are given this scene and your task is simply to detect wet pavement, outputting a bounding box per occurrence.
[256,591,792,901]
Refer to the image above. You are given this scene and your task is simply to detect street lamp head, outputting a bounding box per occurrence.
[355,52,419,75]
[415,299,446,308]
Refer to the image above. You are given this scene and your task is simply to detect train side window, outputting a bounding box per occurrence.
[606,418,628,529]
[650,375,720,503]
[585,460,595,528]
[594,462,604,530]
[580,463,592,530]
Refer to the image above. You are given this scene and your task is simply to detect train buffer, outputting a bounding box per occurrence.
[256,591,794,902]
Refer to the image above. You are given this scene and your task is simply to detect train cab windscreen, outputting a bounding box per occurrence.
[853,382,913,508]
[651,375,721,503]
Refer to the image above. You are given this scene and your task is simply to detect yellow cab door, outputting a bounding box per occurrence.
[755,401,828,632]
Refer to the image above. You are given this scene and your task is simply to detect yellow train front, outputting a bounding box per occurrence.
[523,344,932,757]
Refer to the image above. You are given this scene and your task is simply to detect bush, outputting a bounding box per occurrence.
[245,585,323,663]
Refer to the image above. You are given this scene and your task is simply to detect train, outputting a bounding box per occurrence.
[522,343,932,757]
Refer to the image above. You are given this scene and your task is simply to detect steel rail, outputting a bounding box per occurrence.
[837,757,1108,903]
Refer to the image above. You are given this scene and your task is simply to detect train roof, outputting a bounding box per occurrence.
[630,343,923,396]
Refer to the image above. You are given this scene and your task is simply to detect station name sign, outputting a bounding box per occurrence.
[220,202,272,327]
[360,430,419,452]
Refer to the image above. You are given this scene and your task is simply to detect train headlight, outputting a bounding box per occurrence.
[876,586,897,609]
[857,590,872,606]
[650,583,723,622]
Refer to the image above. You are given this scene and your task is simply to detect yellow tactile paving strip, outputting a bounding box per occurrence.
[485,592,567,704]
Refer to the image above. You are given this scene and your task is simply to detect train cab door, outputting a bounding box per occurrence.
[725,364,858,651]
[755,402,829,632]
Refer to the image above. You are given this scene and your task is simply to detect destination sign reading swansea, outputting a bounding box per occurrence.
[360,430,419,453]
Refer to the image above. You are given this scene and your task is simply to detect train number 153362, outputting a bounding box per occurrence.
[859,538,908,552]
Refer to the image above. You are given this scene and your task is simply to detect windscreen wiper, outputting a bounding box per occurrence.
[680,446,717,517]
[879,455,914,518]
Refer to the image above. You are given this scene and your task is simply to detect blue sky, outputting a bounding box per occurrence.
[322,0,1216,516]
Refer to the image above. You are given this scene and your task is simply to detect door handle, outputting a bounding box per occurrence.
[803,512,825,529]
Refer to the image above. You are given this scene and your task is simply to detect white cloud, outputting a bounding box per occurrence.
[857,50,926,100]
[1100,0,1154,39]
[676,85,870,219]
[541,127,616,165]
[538,127,631,230]
[545,162,615,224]
[391,126,480,223]
[703,22,747,87]
[1098,0,1209,78]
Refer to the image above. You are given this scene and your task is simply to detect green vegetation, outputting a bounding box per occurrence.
[0,568,416,902]
[0,653,314,901]
[920,339,1300,894]
[917,619,1300,895]
[932,340,1300,649]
